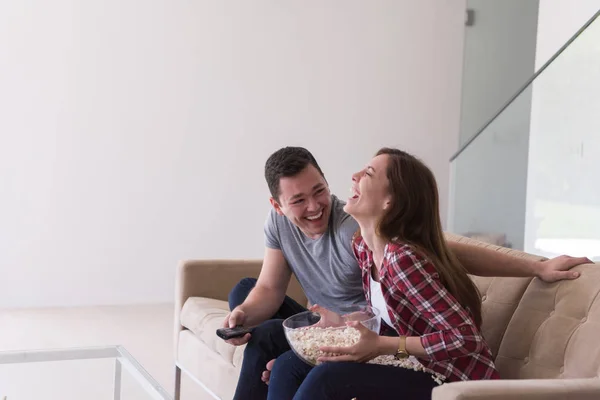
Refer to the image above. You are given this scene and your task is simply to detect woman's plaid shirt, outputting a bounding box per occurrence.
[353,236,500,382]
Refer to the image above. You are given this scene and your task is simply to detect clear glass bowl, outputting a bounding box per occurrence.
[283,305,380,366]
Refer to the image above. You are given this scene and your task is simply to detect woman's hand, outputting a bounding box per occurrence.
[310,304,345,328]
[317,321,382,363]
[535,255,591,282]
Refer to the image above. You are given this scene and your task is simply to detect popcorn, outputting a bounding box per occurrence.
[286,326,447,385]
[287,326,360,364]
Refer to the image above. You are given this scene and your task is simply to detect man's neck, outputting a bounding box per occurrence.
[302,231,324,240]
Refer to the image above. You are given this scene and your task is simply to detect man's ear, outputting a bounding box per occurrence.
[269,197,285,216]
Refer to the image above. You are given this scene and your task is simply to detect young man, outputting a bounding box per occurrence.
[222,146,590,400]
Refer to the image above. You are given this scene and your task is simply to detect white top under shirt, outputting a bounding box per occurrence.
[369,274,394,329]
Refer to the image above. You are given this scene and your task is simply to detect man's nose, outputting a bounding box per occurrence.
[307,197,319,211]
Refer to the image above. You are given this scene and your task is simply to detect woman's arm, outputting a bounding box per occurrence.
[446,235,591,282]
[387,246,486,361]
[377,335,429,358]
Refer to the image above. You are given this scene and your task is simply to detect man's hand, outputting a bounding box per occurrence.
[261,359,276,385]
[222,309,251,346]
[535,255,593,283]
[309,304,345,328]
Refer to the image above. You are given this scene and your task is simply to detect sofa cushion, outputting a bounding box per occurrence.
[495,264,600,380]
[471,275,534,359]
[180,297,246,367]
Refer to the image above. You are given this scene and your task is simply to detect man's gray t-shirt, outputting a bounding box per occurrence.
[264,195,366,313]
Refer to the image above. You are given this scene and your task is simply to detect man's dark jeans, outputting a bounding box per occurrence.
[229,278,307,400]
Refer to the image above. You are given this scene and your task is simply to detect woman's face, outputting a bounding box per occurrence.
[343,154,392,223]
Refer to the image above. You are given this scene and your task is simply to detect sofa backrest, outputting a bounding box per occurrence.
[290,232,600,381]
[494,263,600,380]
[447,232,544,362]
[457,234,600,381]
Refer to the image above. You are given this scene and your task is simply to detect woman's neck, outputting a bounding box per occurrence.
[358,223,388,269]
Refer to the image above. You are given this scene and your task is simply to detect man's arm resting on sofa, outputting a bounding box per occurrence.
[432,378,600,400]
[445,232,592,283]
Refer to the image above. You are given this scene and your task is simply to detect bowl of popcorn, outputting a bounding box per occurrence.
[283,305,381,366]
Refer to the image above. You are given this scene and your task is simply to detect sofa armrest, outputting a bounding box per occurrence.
[173,259,262,354]
[432,378,600,400]
[176,259,263,306]
[173,259,307,353]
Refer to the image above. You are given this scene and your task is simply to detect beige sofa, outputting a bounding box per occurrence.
[174,234,600,400]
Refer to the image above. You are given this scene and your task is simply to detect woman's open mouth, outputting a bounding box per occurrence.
[348,187,360,201]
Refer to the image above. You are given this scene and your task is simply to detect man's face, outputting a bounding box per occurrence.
[271,165,332,239]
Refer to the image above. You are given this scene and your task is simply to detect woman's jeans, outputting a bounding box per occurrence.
[229,277,437,400]
[268,350,438,400]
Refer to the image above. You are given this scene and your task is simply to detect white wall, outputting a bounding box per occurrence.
[450,0,539,250]
[524,1,600,260]
[458,0,540,145]
[0,1,466,308]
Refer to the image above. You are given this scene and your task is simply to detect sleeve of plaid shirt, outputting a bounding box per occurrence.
[389,246,486,361]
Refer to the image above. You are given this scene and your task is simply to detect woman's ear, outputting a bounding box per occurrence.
[382,196,392,210]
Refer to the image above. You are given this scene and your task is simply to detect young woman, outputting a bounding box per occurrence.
[267,148,499,400]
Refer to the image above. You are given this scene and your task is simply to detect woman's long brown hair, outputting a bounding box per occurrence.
[376,148,482,328]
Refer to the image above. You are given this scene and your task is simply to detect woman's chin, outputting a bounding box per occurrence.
[343,203,354,216]
[345,208,363,223]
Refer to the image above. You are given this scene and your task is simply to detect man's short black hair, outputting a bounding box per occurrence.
[264,147,325,201]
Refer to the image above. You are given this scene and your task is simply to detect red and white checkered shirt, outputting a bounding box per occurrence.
[353,236,500,382]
